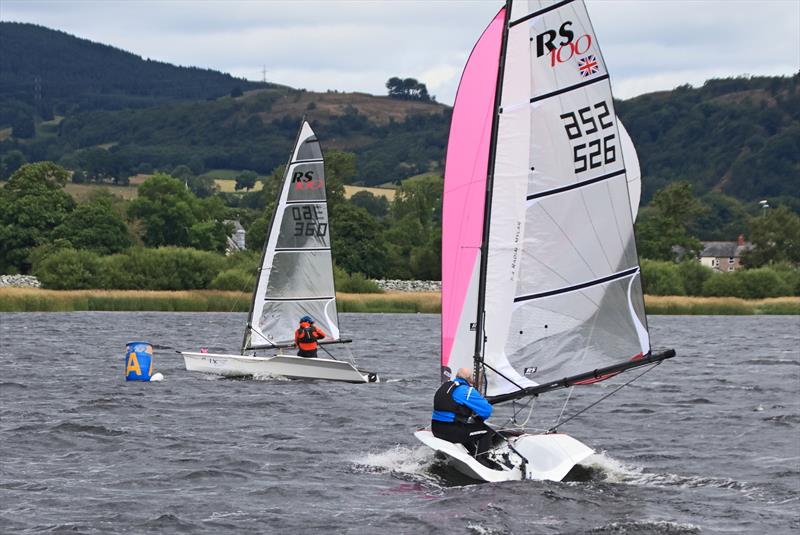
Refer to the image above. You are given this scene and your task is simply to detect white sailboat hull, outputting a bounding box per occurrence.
[414,429,593,483]
[181,352,377,383]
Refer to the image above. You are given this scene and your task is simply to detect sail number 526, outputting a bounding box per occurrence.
[560,101,616,174]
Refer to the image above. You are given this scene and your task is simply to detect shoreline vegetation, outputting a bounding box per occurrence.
[0,288,797,315]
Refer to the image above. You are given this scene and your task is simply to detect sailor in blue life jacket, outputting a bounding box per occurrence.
[431,367,494,457]
[294,315,326,358]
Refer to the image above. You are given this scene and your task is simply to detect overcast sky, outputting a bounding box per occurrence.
[2,0,798,104]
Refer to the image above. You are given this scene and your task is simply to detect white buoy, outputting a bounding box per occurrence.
[149,372,164,382]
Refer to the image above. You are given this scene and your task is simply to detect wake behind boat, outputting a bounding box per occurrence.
[415,0,675,482]
[181,121,377,384]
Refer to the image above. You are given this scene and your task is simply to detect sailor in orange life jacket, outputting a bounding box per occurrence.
[294,315,326,358]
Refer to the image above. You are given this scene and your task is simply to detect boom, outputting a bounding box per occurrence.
[487,349,676,405]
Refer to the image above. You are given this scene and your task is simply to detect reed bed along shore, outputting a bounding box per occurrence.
[643,295,800,315]
[0,288,797,314]
[0,288,441,314]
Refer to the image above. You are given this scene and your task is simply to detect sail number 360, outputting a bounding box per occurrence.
[291,205,327,237]
[560,101,616,174]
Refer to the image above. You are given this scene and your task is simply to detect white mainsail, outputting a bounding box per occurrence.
[243,122,340,351]
[439,0,652,398]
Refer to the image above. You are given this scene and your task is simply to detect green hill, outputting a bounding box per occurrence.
[24,87,448,183]
[0,22,269,129]
[0,22,797,200]
[617,74,800,203]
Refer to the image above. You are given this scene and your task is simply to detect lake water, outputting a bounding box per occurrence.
[1,313,798,533]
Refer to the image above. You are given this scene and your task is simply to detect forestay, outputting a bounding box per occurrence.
[243,122,340,351]
[441,0,651,400]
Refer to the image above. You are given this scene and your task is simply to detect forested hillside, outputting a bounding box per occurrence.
[0,23,797,202]
[50,89,448,183]
[0,22,268,132]
[617,75,800,203]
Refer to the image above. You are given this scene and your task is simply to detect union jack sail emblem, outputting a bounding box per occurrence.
[578,55,599,78]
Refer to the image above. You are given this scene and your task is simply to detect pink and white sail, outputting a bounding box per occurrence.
[441,0,650,399]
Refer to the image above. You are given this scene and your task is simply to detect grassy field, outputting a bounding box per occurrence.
[4,172,400,200]
[63,182,139,201]
[1,288,797,314]
[209,179,396,199]
[343,185,396,201]
[213,177,264,193]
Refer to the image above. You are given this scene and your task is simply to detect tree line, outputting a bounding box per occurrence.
[2,73,798,207]
[1,160,798,297]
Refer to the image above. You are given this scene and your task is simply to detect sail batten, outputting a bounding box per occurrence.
[529,74,610,102]
[265,296,336,302]
[510,0,576,26]
[514,266,640,302]
[526,168,626,200]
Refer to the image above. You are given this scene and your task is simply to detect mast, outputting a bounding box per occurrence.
[472,0,512,390]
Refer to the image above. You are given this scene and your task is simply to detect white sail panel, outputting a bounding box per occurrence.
[500,274,648,389]
[516,177,639,297]
[245,122,340,350]
[482,0,649,397]
[266,251,335,298]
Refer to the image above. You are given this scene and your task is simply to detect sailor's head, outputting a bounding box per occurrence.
[456,367,474,385]
[300,315,314,324]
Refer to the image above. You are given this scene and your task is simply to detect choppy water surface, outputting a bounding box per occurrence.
[1,313,798,533]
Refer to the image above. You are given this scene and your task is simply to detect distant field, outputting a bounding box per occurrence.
[199,169,240,180]
[64,182,138,200]
[210,179,395,198]
[128,173,149,185]
[213,178,264,193]
[343,185,396,201]
[249,90,445,129]
[5,171,396,199]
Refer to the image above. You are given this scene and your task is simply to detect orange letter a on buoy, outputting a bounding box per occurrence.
[126,352,141,376]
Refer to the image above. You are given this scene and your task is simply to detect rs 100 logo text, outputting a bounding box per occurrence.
[535,21,593,68]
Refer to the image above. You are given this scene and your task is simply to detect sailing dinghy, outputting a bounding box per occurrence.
[415,0,674,482]
[181,121,378,383]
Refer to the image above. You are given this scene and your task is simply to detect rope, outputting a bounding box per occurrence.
[498,395,538,433]
[547,362,661,433]
[554,386,575,428]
